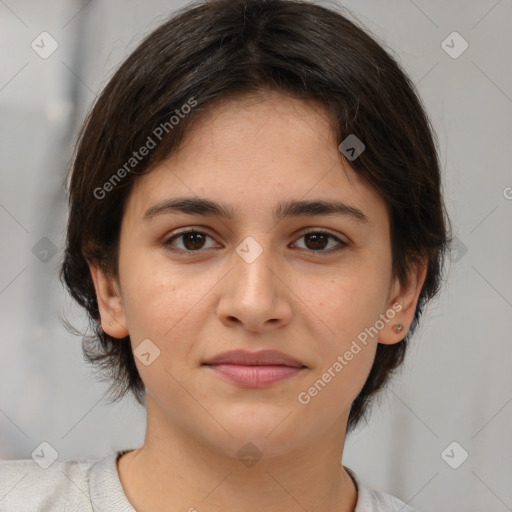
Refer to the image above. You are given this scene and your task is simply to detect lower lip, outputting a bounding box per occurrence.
[204,364,305,388]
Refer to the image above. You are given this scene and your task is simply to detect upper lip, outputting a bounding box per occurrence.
[203,350,306,368]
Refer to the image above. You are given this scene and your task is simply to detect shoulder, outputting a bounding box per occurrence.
[346,467,418,512]
[0,450,133,512]
[0,456,96,512]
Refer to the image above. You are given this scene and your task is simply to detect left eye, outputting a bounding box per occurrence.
[293,231,346,252]
[163,230,346,253]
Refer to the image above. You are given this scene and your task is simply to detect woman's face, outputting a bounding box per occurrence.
[96,91,415,458]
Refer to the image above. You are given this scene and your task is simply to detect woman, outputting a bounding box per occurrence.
[0,0,450,510]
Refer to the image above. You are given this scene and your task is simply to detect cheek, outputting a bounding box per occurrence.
[122,268,201,338]
[294,273,383,417]
[118,250,224,360]
[298,260,391,343]
[293,258,390,395]
[119,263,213,396]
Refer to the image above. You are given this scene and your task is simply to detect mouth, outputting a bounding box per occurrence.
[202,349,307,388]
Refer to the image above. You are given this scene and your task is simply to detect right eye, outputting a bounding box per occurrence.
[163,229,219,253]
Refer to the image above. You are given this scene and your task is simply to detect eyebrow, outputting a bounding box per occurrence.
[143,196,368,224]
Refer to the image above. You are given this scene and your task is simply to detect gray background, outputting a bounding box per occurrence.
[1,1,511,511]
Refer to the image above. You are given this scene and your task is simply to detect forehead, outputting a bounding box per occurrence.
[124,92,388,225]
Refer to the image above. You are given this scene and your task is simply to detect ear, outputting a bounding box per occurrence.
[379,258,428,345]
[88,262,129,339]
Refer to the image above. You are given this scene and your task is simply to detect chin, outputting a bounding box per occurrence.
[211,415,308,460]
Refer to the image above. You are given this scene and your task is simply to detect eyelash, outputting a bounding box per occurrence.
[162,228,348,255]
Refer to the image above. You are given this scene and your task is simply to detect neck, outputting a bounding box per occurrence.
[117,401,358,512]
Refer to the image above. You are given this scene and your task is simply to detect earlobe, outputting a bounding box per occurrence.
[379,259,428,345]
[88,263,129,339]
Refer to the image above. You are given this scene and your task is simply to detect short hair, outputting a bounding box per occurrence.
[60,0,451,432]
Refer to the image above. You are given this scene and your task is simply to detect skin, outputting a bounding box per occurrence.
[89,90,427,512]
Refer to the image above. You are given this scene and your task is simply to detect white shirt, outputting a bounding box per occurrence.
[0,450,417,511]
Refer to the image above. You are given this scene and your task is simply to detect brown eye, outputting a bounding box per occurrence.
[304,233,329,250]
[164,229,347,255]
[164,230,216,252]
[181,232,207,250]
[293,231,347,253]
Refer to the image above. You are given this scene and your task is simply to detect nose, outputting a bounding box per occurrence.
[216,239,293,334]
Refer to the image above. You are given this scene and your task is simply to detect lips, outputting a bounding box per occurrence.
[203,349,306,368]
[203,350,307,388]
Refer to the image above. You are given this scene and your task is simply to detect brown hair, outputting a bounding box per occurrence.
[61,0,451,432]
